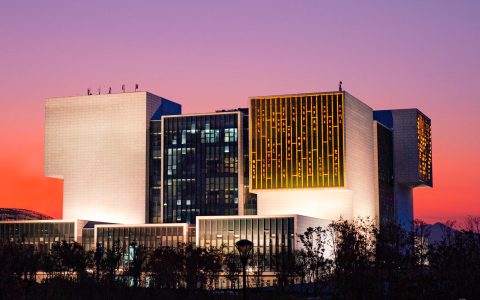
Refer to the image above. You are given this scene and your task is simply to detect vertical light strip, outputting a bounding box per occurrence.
[250,93,344,190]
[339,94,344,186]
[316,95,319,186]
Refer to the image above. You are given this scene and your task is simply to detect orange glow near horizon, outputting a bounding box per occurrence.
[0,123,62,219]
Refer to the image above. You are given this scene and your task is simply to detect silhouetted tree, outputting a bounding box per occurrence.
[223,252,241,289]
[202,246,222,290]
[0,242,26,299]
[296,226,332,296]
[328,218,379,299]
[3,216,480,299]
[274,251,297,291]
[101,240,123,284]
[181,244,222,290]
[125,241,147,287]
[50,241,92,282]
[148,246,183,289]
[251,252,266,288]
[428,220,480,299]
[375,221,408,297]
[93,243,104,282]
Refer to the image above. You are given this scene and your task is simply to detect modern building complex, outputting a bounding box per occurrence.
[1,88,433,266]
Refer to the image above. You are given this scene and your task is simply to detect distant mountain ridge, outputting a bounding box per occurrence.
[418,221,480,244]
[422,222,458,244]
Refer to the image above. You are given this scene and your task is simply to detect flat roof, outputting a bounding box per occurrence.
[94,223,192,229]
[0,219,86,224]
[195,214,329,221]
[161,110,242,119]
[249,90,345,99]
[46,91,150,100]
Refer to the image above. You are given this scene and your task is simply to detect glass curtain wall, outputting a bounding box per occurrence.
[376,124,395,227]
[163,113,241,223]
[197,217,295,272]
[0,222,75,253]
[149,121,163,223]
[82,228,95,252]
[96,225,186,251]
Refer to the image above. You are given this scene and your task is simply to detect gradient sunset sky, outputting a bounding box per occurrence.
[1,1,479,224]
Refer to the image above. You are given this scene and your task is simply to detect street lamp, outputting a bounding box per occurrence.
[236,239,253,300]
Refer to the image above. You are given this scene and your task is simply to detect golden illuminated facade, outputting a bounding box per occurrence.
[417,112,432,185]
[250,92,345,190]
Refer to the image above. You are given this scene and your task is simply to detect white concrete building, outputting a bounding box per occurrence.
[44,92,180,224]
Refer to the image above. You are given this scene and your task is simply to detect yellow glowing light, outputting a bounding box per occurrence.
[250,93,345,190]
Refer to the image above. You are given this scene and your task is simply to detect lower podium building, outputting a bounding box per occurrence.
[0,219,88,252]
[92,223,195,252]
[196,214,331,271]
[196,214,332,287]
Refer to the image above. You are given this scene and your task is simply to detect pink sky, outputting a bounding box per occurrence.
[1,1,479,224]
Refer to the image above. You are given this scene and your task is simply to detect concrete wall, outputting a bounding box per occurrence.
[256,188,353,220]
[394,183,414,229]
[296,215,332,257]
[344,93,376,221]
[372,121,380,226]
[391,109,420,186]
[45,92,167,224]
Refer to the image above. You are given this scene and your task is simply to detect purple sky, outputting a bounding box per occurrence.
[1,1,479,223]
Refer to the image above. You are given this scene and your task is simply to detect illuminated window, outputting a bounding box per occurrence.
[250,93,344,189]
[417,112,432,184]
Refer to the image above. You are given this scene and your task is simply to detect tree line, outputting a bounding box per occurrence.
[1,217,480,299]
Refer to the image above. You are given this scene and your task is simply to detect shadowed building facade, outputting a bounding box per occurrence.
[373,122,395,227]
